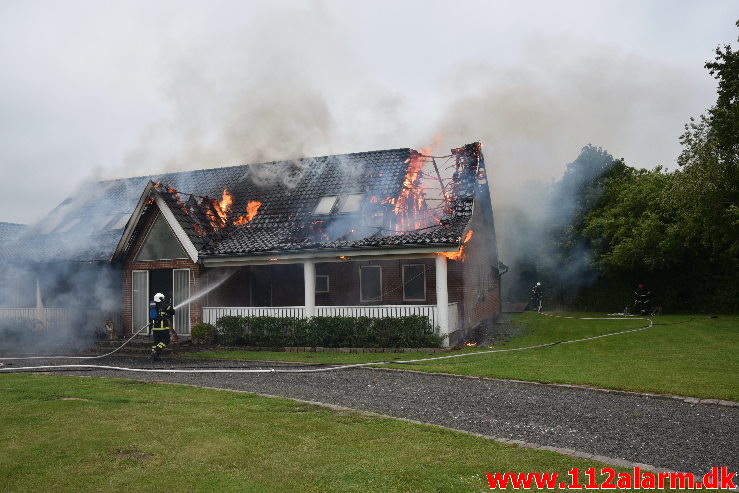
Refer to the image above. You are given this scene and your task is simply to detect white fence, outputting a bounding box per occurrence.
[0,308,122,333]
[0,308,74,329]
[202,304,458,334]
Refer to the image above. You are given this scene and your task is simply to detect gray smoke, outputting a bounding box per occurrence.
[0,260,120,354]
[424,38,709,304]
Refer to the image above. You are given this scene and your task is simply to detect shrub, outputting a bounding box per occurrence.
[190,322,217,345]
[216,315,247,346]
[212,314,443,348]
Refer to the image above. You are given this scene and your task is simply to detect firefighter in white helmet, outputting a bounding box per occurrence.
[530,282,543,312]
[149,292,176,361]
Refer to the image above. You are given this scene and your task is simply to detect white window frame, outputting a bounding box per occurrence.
[359,265,382,303]
[132,270,149,334]
[134,212,189,262]
[314,196,338,215]
[173,268,190,334]
[339,193,364,213]
[315,274,329,293]
[402,264,426,302]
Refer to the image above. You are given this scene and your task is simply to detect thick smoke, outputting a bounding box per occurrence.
[0,261,120,354]
[426,38,708,304]
[118,3,414,178]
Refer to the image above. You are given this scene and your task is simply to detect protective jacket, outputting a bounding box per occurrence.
[150,300,175,330]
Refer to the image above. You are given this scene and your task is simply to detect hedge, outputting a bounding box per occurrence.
[214,315,443,348]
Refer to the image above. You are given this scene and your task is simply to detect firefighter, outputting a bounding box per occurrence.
[633,283,652,315]
[149,292,176,361]
[531,282,543,312]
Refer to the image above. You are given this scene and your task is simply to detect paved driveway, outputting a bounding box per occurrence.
[9,356,738,476]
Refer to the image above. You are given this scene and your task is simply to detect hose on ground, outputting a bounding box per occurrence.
[0,314,653,374]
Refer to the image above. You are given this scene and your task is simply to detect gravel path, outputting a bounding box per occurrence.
[5,356,737,476]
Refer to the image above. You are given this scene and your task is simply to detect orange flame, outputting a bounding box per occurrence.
[439,230,474,261]
[233,200,262,226]
[205,189,234,228]
[393,136,443,232]
[394,151,426,231]
[219,189,233,215]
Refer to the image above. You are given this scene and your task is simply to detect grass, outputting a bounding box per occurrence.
[187,312,739,401]
[0,374,703,492]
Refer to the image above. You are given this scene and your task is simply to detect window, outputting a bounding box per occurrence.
[54,218,82,234]
[110,214,131,231]
[314,196,338,215]
[315,275,329,293]
[39,214,66,235]
[339,193,364,213]
[403,264,426,301]
[135,214,188,261]
[360,266,382,302]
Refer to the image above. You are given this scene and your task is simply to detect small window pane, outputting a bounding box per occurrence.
[403,264,426,301]
[339,194,364,213]
[39,215,66,235]
[315,275,329,293]
[314,196,337,215]
[54,218,82,234]
[360,266,382,302]
[110,214,131,230]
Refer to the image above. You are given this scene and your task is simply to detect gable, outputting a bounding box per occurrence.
[135,213,188,261]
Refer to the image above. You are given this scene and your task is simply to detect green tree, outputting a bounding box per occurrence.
[672,20,739,258]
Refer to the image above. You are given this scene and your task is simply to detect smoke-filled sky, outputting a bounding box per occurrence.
[0,0,736,224]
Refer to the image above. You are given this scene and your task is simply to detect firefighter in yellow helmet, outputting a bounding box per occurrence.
[149,292,176,361]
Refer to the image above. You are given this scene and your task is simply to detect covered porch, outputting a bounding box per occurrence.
[198,252,459,344]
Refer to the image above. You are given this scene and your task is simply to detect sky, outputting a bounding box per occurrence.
[0,0,737,224]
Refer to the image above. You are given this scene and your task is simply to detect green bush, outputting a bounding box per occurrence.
[216,316,247,346]
[190,322,217,345]
[212,314,442,348]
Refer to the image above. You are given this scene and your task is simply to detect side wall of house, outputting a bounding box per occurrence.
[447,195,502,342]
[461,200,501,328]
[120,207,203,335]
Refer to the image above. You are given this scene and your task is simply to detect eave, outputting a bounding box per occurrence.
[200,243,462,267]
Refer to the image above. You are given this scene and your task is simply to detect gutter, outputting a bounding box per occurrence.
[200,244,462,267]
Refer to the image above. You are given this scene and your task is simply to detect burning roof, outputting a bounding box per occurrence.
[2,143,486,262]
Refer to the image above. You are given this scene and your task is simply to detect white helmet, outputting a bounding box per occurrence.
[536,282,541,287]
[154,293,165,302]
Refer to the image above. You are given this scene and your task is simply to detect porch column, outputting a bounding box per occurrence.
[303,259,316,318]
[435,254,450,345]
[35,277,45,327]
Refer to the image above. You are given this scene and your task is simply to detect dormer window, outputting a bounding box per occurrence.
[314,196,338,215]
[339,193,364,213]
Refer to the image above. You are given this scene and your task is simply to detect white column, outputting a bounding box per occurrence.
[435,254,450,346]
[35,276,45,327]
[303,259,316,318]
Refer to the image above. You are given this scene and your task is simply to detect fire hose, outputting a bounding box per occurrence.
[0,314,653,374]
[0,322,152,363]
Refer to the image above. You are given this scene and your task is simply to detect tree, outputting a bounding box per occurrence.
[673,20,739,259]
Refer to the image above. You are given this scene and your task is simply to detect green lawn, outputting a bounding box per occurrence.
[0,374,697,492]
[188,313,739,401]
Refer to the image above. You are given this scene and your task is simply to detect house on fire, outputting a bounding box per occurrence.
[0,142,502,346]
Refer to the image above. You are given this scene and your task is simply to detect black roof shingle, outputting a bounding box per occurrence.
[2,143,483,262]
